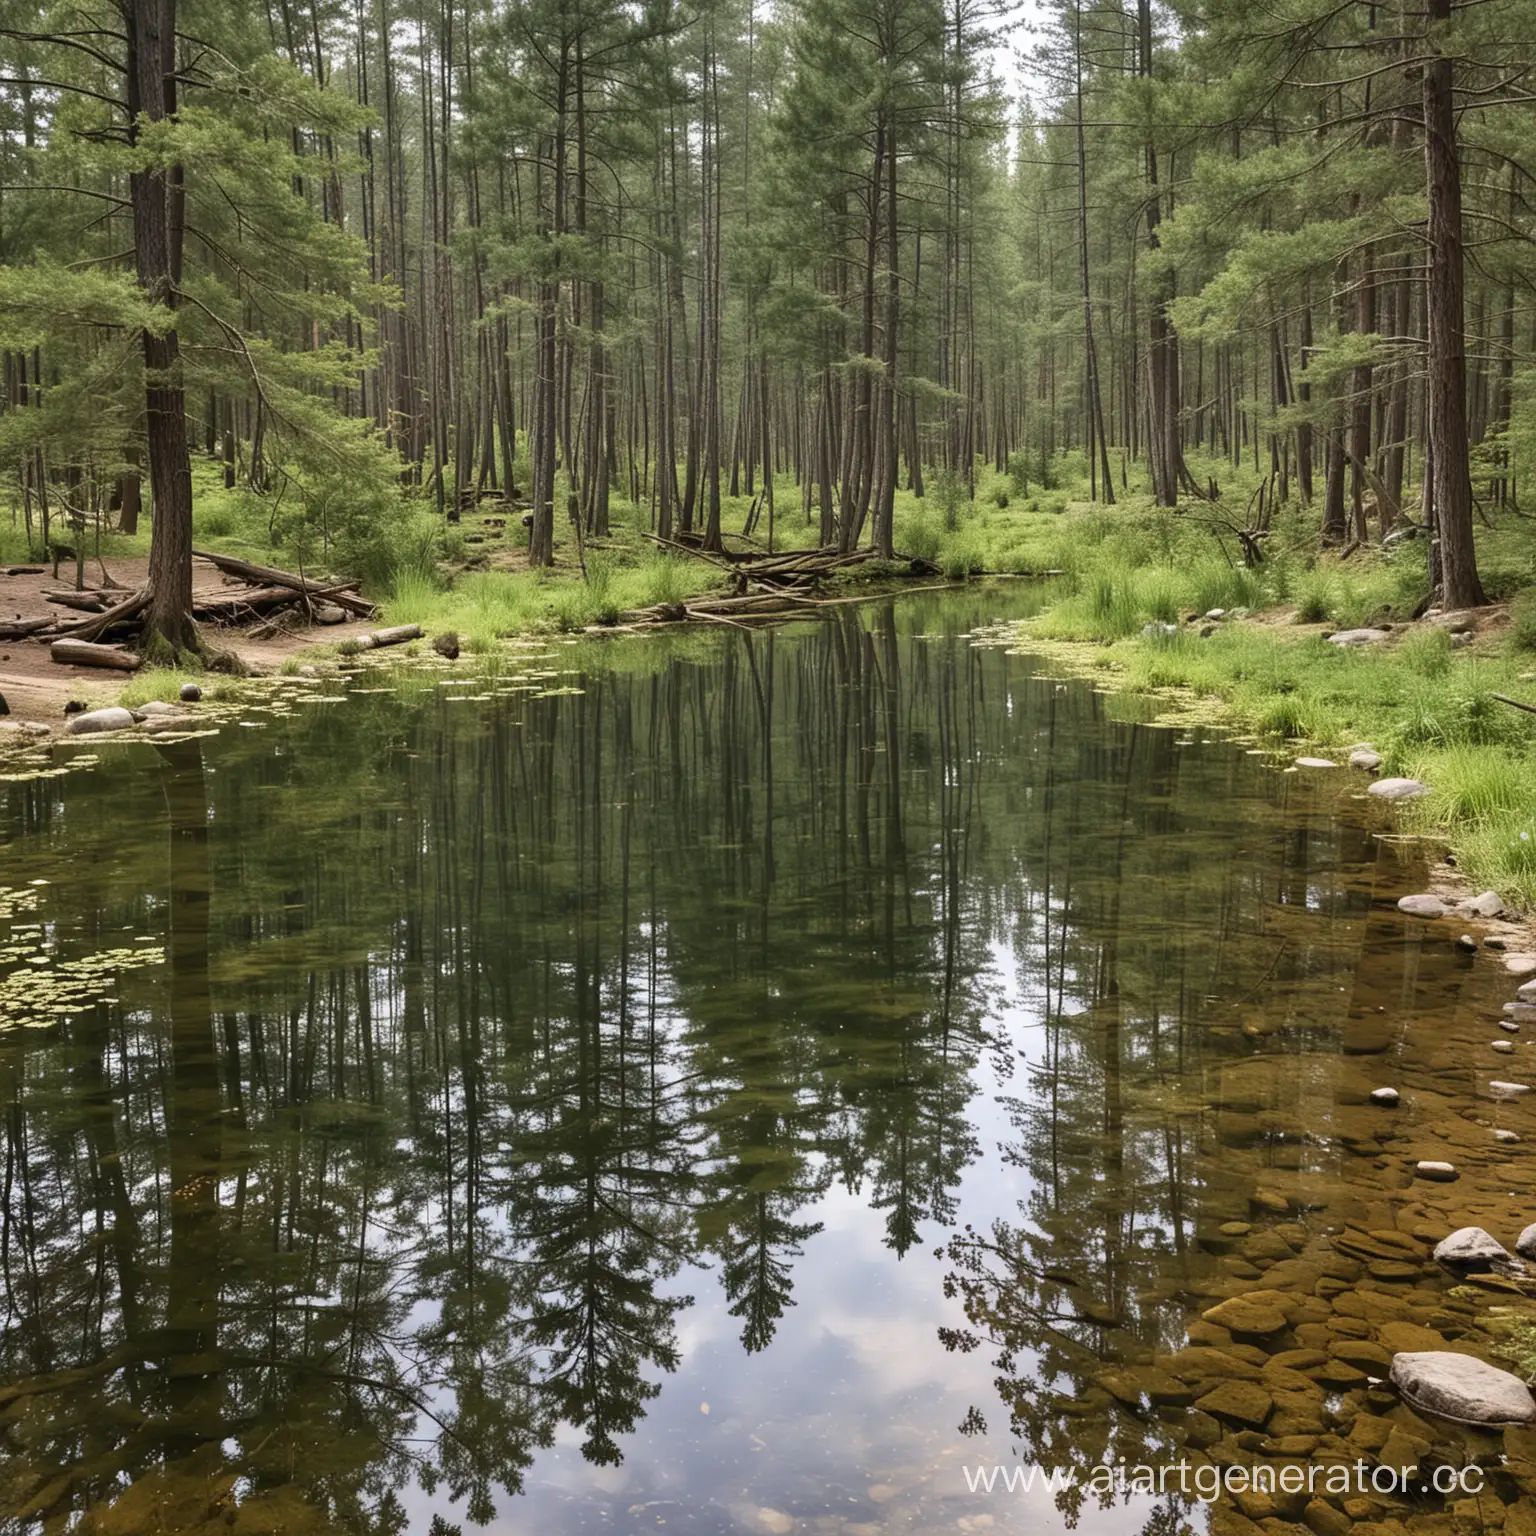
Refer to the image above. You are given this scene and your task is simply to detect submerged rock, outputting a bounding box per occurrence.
[1368,1087,1400,1106]
[1328,628,1391,646]
[1494,1040,1517,1053]
[1496,1129,1522,1143]
[1490,1081,1534,1100]
[1456,934,1479,952]
[1295,756,1337,768]
[1397,894,1446,917]
[1414,1161,1458,1182]
[134,700,181,717]
[1433,1227,1513,1272]
[1390,1351,1536,1426]
[1517,1224,1536,1261]
[64,707,135,736]
[1370,777,1430,800]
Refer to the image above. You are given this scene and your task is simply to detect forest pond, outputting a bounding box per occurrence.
[0,589,1526,1536]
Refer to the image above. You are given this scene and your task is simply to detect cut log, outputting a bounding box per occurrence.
[51,639,142,671]
[356,624,422,650]
[192,549,375,618]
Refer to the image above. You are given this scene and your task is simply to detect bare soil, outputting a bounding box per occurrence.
[0,556,375,722]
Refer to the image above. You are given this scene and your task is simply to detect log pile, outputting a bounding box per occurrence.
[0,552,378,670]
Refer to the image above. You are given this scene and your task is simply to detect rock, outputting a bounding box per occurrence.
[1328,628,1392,646]
[432,631,461,660]
[0,692,7,716]
[1397,894,1446,917]
[1193,1380,1274,1429]
[19,721,47,735]
[1390,1350,1536,1426]
[313,604,349,625]
[1456,934,1479,952]
[179,682,202,703]
[1467,890,1505,918]
[64,706,136,736]
[1451,630,1474,647]
[1509,953,1536,976]
[1370,777,1430,800]
[141,714,197,734]
[1496,1129,1522,1143]
[1350,748,1383,771]
[1433,1227,1513,1272]
[1203,1296,1290,1338]
[1369,1088,1400,1107]
[1142,622,1179,639]
[1495,1040,1517,1053]
[1490,1081,1533,1100]
[1517,1224,1536,1261]
[1518,979,1536,1002]
[63,699,85,714]
[1296,756,1337,768]
[1414,1161,1458,1182]
[133,700,181,717]
[1303,1499,1352,1536]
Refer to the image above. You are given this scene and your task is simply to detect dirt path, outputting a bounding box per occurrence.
[0,556,376,721]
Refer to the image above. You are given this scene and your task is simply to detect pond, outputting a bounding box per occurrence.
[0,588,1530,1536]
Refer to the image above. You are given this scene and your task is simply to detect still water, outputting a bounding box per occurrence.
[0,591,1507,1535]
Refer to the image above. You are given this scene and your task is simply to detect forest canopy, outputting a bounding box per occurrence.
[0,0,1528,643]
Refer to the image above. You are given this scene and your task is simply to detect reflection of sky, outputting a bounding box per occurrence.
[403,961,1165,1535]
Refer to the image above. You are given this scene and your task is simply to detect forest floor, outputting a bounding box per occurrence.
[0,555,377,721]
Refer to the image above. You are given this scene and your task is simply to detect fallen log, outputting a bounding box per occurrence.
[0,616,57,640]
[355,623,422,650]
[51,638,142,672]
[59,588,149,643]
[191,549,375,618]
[43,591,108,613]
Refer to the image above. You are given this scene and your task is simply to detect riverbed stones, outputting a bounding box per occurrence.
[1369,777,1431,800]
[64,706,135,736]
[1328,628,1391,646]
[1369,1087,1400,1107]
[1432,1226,1513,1272]
[1203,1296,1291,1339]
[1296,756,1337,769]
[1517,1224,1536,1261]
[133,700,181,717]
[1397,894,1447,917]
[1490,1081,1534,1100]
[1389,1351,1536,1425]
[1350,748,1383,771]
[1194,1380,1274,1429]
[1497,1129,1522,1143]
[1494,1040,1517,1053]
[1414,1161,1459,1182]
[1466,889,1505,918]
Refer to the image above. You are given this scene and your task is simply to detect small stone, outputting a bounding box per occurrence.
[1203,1296,1290,1338]
[64,706,136,736]
[1495,1040,1517,1053]
[1456,934,1478,952]
[1369,777,1431,800]
[1398,894,1446,917]
[179,682,202,702]
[1328,627,1392,646]
[1205,609,1226,620]
[313,604,349,625]
[1518,979,1536,1001]
[1502,1020,1522,1032]
[1467,890,1505,918]
[1296,756,1337,768]
[1496,1129,1522,1143]
[1490,1081,1533,1099]
[1390,1350,1536,1425]
[1489,936,1510,950]
[1518,1224,1536,1261]
[1433,1227,1513,1272]
[1369,1087,1400,1107]
[1350,748,1383,771]
[1509,954,1536,977]
[1415,1161,1458,1182]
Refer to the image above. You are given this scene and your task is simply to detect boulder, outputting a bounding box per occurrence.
[1466,890,1505,918]
[1517,1224,1536,1262]
[64,706,136,736]
[1389,1350,1536,1426]
[179,682,202,703]
[1349,747,1383,771]
[1328,628,1391,646]
[1397,894,1446,917]
[1432,1227,1513,1273]
[1370,777,1431,800]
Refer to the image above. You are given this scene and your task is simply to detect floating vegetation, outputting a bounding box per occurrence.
[0,934,164,1030]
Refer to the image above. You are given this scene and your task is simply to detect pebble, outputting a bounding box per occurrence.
[1489,1081,1533,1099]
[1456,934,1478,952]
[1496,1129,1522,1143]
[1501,1020,1521,1033]
[1295,756,1337,768]
[1414,1161,1459,1181]
[1493,1041,1516,1053]
[1507,954,1536,977]
[1370,777,1430,800]
[1349,748,1382,771]
[1368,1087,1399,1107]
[179,681,202,703]
[1397,894,1446,918]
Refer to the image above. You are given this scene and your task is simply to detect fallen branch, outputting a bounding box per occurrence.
[58,587,149,643]
[355,623,422,650]
[191,549,375,618]
[0,616,57,640]
[1492,693,1536,717]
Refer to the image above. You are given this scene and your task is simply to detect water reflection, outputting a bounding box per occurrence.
[0,596,1426,1533]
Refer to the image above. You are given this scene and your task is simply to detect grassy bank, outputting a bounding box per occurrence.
[987,493,1536,907]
